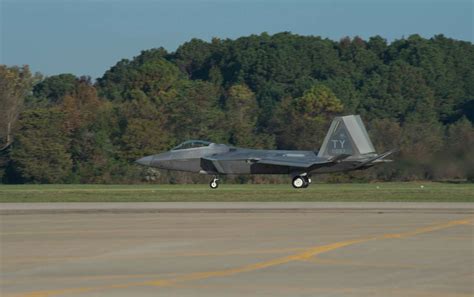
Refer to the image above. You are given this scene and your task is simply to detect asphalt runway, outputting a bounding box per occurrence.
[1,203,473,297]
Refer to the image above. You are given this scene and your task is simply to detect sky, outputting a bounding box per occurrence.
[1,0,473,79]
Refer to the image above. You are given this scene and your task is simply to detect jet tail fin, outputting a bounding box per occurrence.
[318,115,376,158]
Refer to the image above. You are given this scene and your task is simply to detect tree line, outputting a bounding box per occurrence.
[1,32,473,184]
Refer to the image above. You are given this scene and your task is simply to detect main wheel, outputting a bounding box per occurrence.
[292,176,305,189]
[209,178,219,189]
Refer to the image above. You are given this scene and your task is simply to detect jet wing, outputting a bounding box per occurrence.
[256,154,351,169]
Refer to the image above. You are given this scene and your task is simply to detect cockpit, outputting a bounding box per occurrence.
[171,140,212,151]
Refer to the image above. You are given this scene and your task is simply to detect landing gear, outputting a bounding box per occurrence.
[292,174,311,189]
[302,175,311,188]
[209,176,219,189]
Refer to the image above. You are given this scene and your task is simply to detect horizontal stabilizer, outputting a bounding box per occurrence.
[357,148,398,168]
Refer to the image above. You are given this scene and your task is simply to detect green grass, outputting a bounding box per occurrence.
[0,182,473,202]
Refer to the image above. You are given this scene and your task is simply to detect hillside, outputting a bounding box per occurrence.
[1,33,473,183]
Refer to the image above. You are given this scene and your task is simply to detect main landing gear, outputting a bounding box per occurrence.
[292,174,311,189]
[209,176,219,189]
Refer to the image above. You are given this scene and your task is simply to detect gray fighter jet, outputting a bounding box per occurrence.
[136,115,396,189]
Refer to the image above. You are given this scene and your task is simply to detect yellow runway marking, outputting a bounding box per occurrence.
[9,217,473,297]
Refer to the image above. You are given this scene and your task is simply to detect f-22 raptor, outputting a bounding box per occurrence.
[136,115,396,189]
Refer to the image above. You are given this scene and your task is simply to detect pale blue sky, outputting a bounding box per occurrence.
[1,0,472,79]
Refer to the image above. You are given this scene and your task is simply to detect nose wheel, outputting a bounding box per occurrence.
[209,177,219,189]
[292,175,311,189]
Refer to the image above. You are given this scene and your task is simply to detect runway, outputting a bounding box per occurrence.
[1,203,473,297]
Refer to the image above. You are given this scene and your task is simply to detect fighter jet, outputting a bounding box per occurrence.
[136,115,396,189]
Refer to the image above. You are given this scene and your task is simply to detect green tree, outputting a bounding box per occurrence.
[399,118,444,180]
[10,108,72,183]
[272,84,344,149]
[118,95,173,161]
[367,118,402,180]
[224,84,272,147]
[167,80,225,143]
[97,49,181,102]
[71,103,121,183]
[440,118,474,180]
[32,73,77,104]
[173,38,213,78]
[0,65,35,151]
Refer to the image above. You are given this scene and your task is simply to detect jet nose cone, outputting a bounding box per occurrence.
[135,156,153,166]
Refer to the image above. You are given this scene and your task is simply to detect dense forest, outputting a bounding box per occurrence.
[1,33,473,184]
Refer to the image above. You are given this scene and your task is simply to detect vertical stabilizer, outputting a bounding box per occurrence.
[318,115,375,157]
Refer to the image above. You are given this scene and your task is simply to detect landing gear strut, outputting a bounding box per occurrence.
[209,176,219,189]
[292,174,311,189]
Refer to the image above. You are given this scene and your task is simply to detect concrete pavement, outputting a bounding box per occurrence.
[1,203,473,297]
[1,202,474,214]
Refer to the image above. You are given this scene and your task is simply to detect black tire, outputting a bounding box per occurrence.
[210,179,219,189]
[292,176,305,189]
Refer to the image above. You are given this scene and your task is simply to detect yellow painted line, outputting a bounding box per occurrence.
[9,217,473,297]
[377,218,472,239]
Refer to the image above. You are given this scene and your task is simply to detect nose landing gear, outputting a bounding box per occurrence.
[209,176,219,189]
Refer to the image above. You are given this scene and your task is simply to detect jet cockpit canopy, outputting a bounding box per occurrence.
[171,140,212,151]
